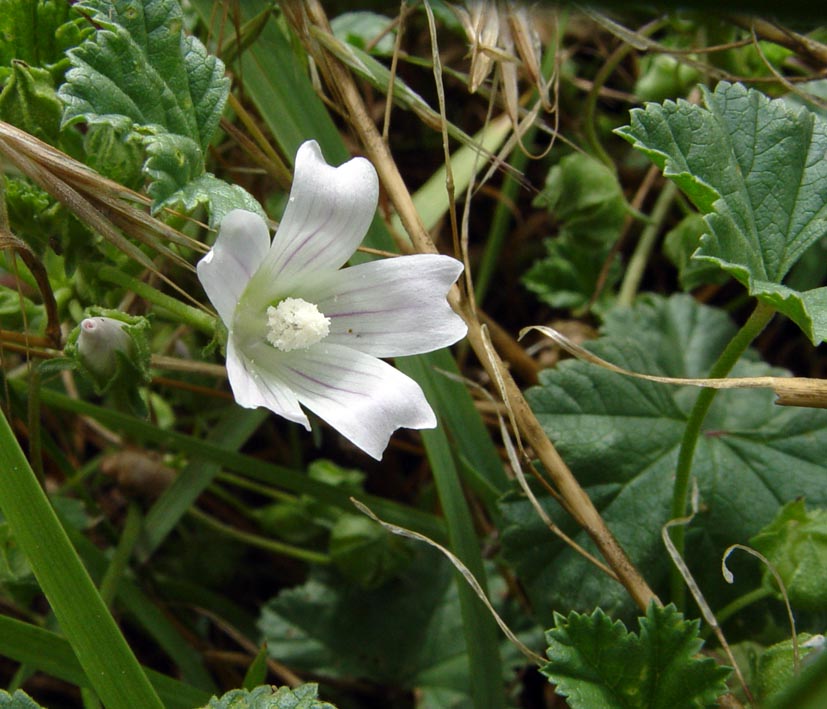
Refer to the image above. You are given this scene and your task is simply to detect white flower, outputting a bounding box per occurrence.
[197,140,467,459]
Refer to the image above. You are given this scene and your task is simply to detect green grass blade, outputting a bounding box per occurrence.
[141,407,267,558]
[0,408,164,709]
[63,522,216,692]
[418,420,505,709]
[0,615,210,709]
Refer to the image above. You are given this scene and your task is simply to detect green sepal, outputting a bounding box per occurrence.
[757,634,826,704]
[64,307,151,395]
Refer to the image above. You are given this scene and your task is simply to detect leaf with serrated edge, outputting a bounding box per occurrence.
[501,294,827,620]
[57,0,260,220]
[201,684,337,709]
[0,689,47,709]
[60,0,228,149]
[543,604,729,709]
[616,82,827,343]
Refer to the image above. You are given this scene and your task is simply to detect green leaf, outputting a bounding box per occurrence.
[329,514,413,589]
[0,61,62,143]
[502,294,827,619]
[152,172,266,228]
[662,213,729,291]
[616,81,827,343]
[750,500,827,610]
[523,154,626,313]
[331,11,396,55]
[0,0,85,78]
[532,153,628,246]
[258,550,469,693]
[61,0,227,149]
[201,684,336,709]
[58,0,260,220]
[542,604,730,709]
[757,634,825,705]
[0,689,45,709]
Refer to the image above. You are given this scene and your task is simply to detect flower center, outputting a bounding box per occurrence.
[266,297,331,352]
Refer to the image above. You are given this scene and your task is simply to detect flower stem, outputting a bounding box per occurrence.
[670,299,775,608]
[98,265,215,335]
[707,586,774,636]
[618,181,678,307]
[187,506,331,565]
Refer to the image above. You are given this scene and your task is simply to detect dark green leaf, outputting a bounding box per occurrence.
[258,550,468,691]
[542,604,730,709]
[616,82,827,342]
[503,294,827,619]
[662,213,729,291]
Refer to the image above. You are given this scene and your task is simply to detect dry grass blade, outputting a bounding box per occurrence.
[522,324,827,409]
[722,544,799,673]
[663,504,752,702]
[288,0,658,612]
[352,497,546,665]
[0,121,206,307]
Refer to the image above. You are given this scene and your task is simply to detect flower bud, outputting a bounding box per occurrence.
[77,316,132,381]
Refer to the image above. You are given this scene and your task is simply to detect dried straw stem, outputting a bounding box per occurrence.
[285,0,658,612]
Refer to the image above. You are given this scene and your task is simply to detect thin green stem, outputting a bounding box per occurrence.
[98,265,215,335]
[670,300,775,608]
[216,470,296,503]
[583,18,666,167]
[188,506,331,565]
[617,181,678,307]
[99,502,143,608]
[707,586,774,637]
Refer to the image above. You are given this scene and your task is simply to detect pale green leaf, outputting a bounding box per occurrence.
[523,154,627,313]
[750,500,827,610]
[0,0,85,79]
[616,81,827,342]
[152,172,266,228]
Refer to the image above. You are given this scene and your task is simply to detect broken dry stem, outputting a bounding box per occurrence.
[292,0,658,612]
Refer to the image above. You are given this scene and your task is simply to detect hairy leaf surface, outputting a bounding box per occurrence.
[503,294,827,618]
[617,82,827,342]
[543,604,730,708]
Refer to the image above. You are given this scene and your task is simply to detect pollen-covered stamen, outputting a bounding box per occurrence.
[266,297,331,352]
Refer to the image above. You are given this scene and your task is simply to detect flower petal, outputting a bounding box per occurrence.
[277,343,436,460]
[197,210,271,326]
[304,254,467,357]
[225,337,309,429]
[247,141,379,299]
